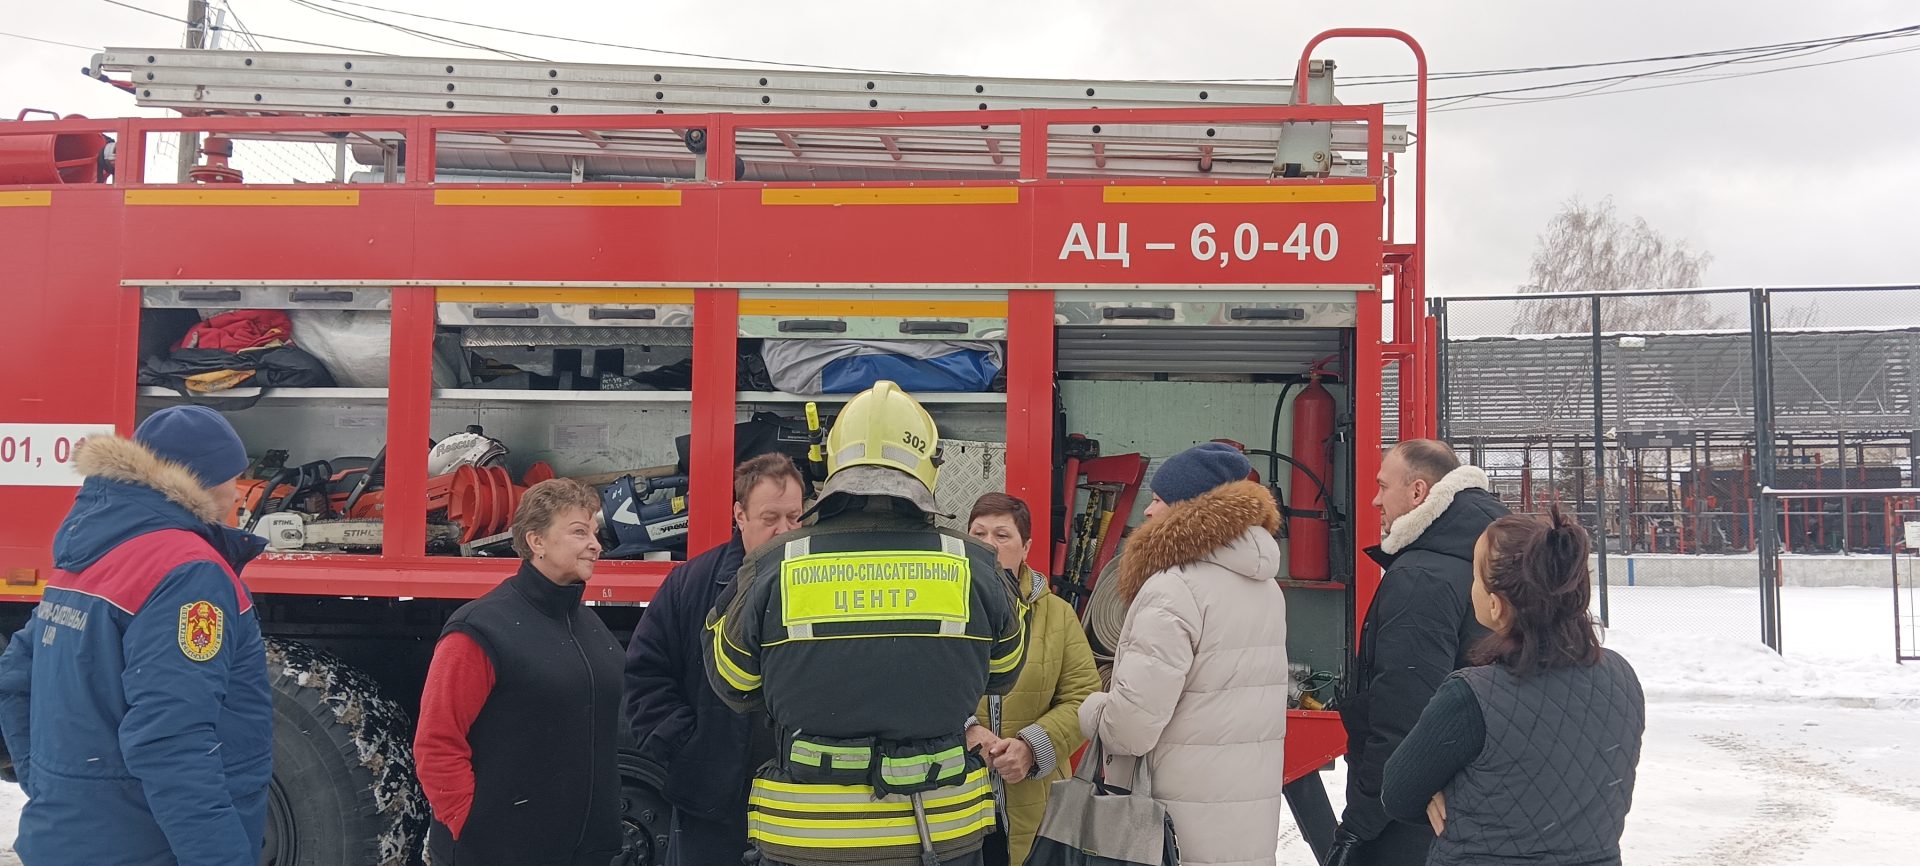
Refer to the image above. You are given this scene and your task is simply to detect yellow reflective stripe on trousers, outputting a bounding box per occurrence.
[747,770,994,847]
[709,618,761,691]
[748,805,993,848]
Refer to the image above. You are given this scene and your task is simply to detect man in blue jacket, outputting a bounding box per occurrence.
[0,405,271,866]
[625,452,805,866]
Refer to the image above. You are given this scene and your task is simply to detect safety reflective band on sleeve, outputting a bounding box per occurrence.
[880,746,967,787]
[747,769,994,848]
[790,740,874,772]
[988,610,1027,675]
[709,617,762,692]
[780,550,972,626]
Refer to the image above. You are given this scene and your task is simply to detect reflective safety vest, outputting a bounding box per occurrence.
[705,507,1028,858]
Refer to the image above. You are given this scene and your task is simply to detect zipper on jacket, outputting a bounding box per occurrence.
[566,611,597,856]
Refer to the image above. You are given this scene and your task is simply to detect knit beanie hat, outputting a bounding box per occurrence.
[133,405,250,488]
[1151,442,1253,505]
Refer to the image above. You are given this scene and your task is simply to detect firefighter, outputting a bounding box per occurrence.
[705,381,1028,866]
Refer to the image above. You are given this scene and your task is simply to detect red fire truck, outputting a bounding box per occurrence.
[0,28,1434,865]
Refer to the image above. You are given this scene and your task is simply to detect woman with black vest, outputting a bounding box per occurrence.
[1382,506,1645,866]
[415,479,625,866]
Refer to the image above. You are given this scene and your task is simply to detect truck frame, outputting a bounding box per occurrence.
[0,28,1435,865]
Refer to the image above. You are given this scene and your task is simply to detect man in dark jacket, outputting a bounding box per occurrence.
[0,406,271,866]
[1330,439,1509,866]
[626,453,805,865]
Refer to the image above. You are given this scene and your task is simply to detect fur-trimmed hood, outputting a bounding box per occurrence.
[73,434,227,524]
[54,433,264,576]
[1119,480,1281,601]
[1379,464,1503,558]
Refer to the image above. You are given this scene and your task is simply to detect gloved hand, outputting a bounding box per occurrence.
[1323,825,1362,866]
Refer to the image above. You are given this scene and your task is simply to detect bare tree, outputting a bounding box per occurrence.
[1513,197,1720,334]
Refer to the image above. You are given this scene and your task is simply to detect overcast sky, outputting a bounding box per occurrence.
[3,0,1916,298]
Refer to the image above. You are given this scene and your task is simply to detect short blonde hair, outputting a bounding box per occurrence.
[510,478,602,559]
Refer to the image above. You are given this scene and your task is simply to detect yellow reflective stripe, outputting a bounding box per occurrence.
[748,799,994,847]
[988,610,1028,674]
[780,550,972,626]
[751,767,991,804]
[708,618,761,691]
[762,632,991,648]
[790,741,873,769]
[879,746,966,782]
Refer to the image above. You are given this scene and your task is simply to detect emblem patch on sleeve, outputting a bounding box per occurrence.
[178,600,224,662]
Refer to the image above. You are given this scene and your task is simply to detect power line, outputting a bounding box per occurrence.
[1213,23,1920,85]
[283,0,545,62]
[0,31,98,51]
[301,0,950,74]
[1397,38,1920,117]
[98,0,391,54]
[1380,27,1920,115]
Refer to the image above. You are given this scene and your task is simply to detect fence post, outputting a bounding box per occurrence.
[1750,288,1783,652]
[1591,295,1610,626]
[1435,298,1451,441]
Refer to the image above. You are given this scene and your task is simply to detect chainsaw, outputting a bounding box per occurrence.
[600,474,692,559]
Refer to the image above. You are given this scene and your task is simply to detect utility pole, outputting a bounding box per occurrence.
[175,1,209,183]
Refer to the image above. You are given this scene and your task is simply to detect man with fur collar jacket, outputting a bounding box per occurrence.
[0,406,271,866]
[1328,440,1509,866]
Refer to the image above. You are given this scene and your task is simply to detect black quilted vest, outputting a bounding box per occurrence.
[1432,649,1646,866]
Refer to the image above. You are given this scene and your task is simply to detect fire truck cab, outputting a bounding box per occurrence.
[0,29,1434,865]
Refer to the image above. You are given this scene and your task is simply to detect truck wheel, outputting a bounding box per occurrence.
[265,638,430,866]
[617,756,673,866]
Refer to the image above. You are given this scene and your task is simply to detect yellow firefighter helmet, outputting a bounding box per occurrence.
[820,381,943,513]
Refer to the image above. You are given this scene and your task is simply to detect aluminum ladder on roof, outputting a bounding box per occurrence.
[91,48,1406,182]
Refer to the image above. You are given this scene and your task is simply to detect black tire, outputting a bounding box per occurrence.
[616,755,673,866]
[265,638,430,866]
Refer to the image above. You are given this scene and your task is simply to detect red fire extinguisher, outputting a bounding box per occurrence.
[1289,372,1335,580]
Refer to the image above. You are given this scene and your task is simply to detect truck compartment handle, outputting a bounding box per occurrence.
[588,307,658,321]
[899,320,968,335]
[1102,307,1176,320]
[472,306,540,319]
[290,289,356,303]
[1229,307,1307,321]
[178,288,244,303]
[778,320,848,333]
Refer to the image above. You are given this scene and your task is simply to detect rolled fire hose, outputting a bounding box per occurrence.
[1082,556,1128,689]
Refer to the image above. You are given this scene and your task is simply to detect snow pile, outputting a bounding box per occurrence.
[1605,628,1920,709]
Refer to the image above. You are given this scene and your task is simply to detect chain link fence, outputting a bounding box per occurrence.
[1435,286,1920,655]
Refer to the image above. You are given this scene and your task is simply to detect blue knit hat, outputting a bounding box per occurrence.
[133,405,250,487]
[1151,442,1253,505]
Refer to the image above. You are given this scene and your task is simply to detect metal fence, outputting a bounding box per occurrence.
[1434,285,1920,653]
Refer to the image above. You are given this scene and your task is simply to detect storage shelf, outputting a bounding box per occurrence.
[436,389,690,403]
[137,387,1006,405]
[738,391,1006,405]
[138,386,691,403]
[1276,579,1348,591]
[139,386,389,401]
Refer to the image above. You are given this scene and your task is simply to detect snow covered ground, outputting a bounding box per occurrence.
[4,584,1917,864]
[1278,584,1920,865]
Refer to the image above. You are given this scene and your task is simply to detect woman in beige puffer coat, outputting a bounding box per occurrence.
[1080,443,1290,866]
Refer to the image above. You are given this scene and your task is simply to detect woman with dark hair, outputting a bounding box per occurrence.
[1382,506,1645,866]
[414,479,625,866]
[964,492,1102,866]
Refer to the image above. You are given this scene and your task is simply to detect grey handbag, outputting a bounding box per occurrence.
[1025,738,1179,866]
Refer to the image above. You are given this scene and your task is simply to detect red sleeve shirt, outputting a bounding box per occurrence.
[412,631,495,839]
